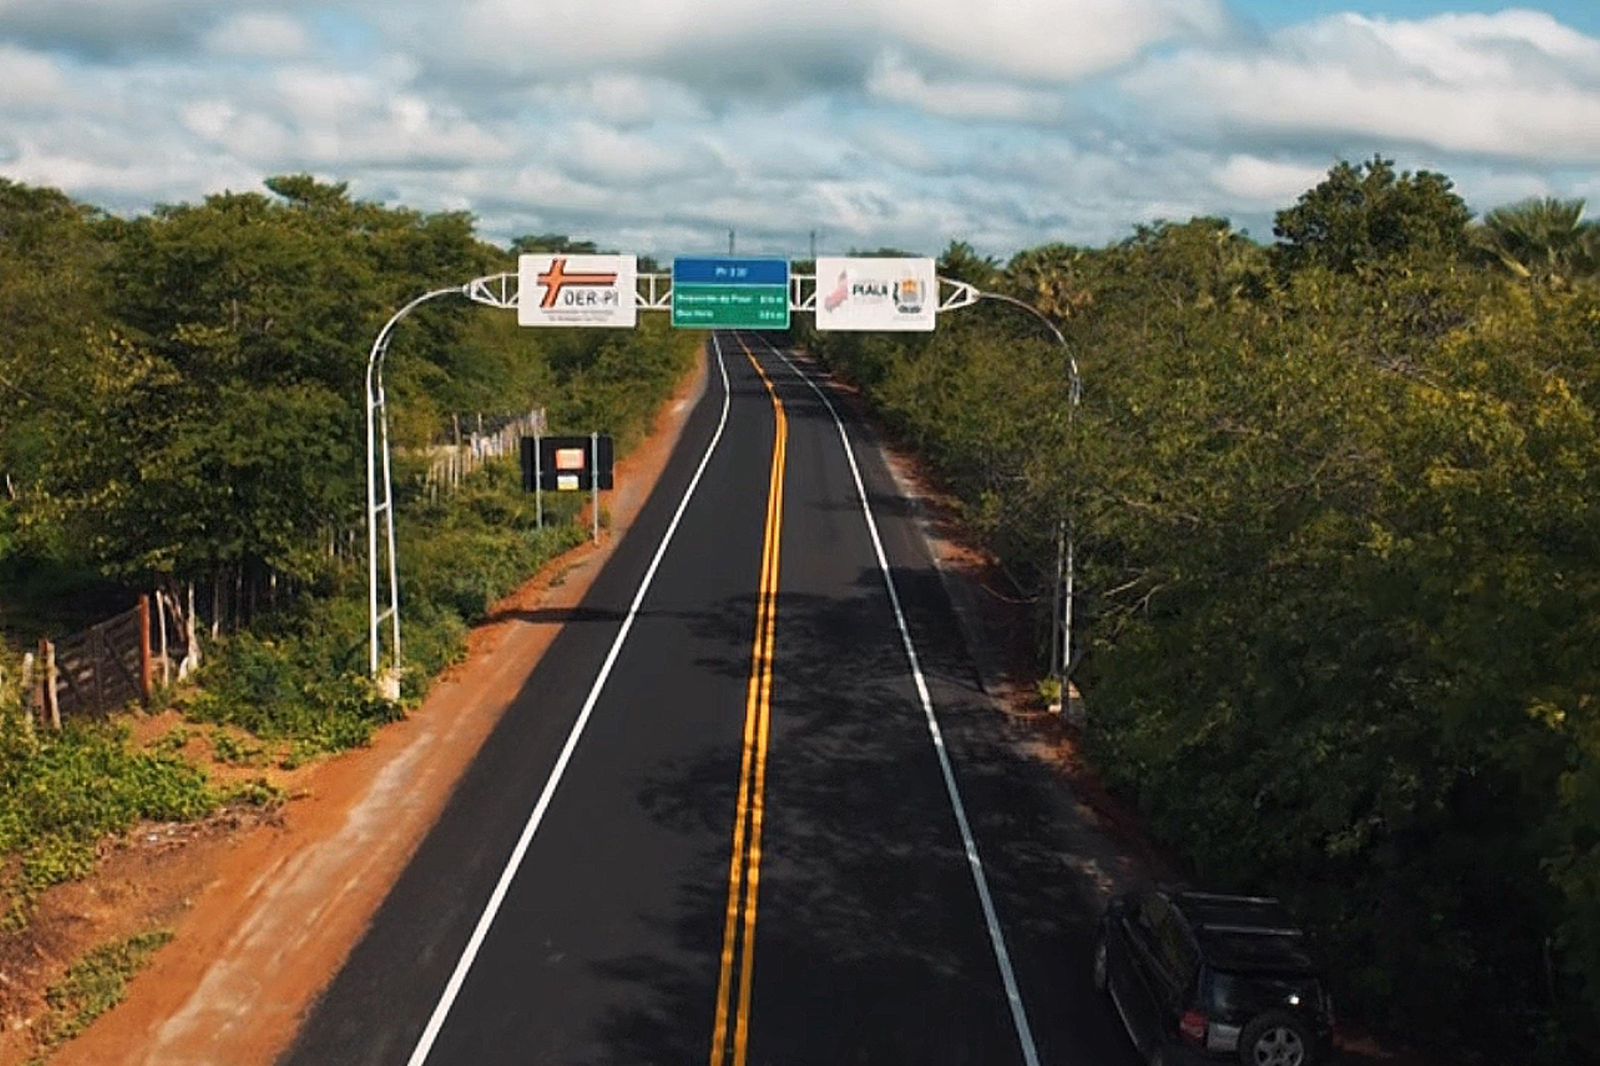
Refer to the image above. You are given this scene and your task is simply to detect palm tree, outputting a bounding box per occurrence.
[1474,197,1599,287]
[1006,243,1094,320]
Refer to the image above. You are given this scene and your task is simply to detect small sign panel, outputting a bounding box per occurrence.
[814,257,937,332]
[522,435,615,492]
[672,257,790,330]
[518,255,637,328]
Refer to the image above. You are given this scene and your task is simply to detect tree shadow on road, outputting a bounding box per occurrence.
[580,564,1146,1064]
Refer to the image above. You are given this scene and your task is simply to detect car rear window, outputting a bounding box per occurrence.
[1208,970,1323,1016]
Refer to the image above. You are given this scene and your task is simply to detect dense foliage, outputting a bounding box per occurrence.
[0,177,699,912]
[1,175,694,624]
[806,159,1600,1062]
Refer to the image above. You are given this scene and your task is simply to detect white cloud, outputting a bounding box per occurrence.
[1214,155,1330,203]
[421,0,1224,86]
[866,52,1066,122]
[0,0,231,55]
[852,125,939,173]
[5,1,1600,260]
[204,12,312,60]
[563,120,699,184]
[899,0,1230,82]
[1125,10,1600,163]
[0,43,69,109]
[548,74,708,127]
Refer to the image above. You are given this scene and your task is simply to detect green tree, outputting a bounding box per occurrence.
[1273,156,1472,273]
[1474,197,1599,287]
[509,233,600,256]
[42,178,505,600]
[1005,243,1095,320]
[0,179,110,483]
[936,240,1000,288]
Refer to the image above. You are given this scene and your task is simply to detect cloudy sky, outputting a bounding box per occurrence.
[2,1,1598,258]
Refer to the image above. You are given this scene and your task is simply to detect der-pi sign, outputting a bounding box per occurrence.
[517,255,638,328]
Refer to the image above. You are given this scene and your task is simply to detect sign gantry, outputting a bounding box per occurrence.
[464,258,980,322]
[367,256,987,692]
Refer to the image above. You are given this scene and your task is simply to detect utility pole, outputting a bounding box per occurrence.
[728,229,735,255]
[809,229,817,260]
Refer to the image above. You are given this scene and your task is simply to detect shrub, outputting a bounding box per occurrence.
[0,711,216,923]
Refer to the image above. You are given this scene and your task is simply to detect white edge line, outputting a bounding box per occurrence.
[407,336,734,1066]
[749,332,1042,1066]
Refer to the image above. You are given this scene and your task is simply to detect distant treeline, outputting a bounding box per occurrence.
[803,158,1600,1063]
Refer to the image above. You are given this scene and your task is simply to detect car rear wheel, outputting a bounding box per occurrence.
[1091,934,1109,994]
[1238,1011,1313,1066]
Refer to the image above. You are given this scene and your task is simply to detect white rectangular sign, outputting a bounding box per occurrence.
[814,257,937,332]
[518,254,637,328]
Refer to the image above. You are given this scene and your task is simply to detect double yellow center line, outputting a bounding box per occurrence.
[709,337,788,1066]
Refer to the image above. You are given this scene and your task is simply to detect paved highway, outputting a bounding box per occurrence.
[285,332,1142,1065]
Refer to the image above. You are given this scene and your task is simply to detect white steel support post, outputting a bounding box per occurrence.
[978,292,1083,697]
[1062,526,1075,690]
[590,431,600,544]
[366,286,467,692]
[534,426,543,528]
[1050,522,1064,681]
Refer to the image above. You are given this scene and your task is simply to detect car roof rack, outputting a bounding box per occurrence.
[1177,890,1282,905]
[1201,923,1304,937]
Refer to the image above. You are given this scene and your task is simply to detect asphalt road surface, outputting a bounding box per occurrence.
[284,332,1144,1066]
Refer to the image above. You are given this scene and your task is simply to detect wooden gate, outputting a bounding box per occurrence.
[43,601,151,721]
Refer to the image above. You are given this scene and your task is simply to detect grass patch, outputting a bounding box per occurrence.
[220,775,286,810]
[29,929,174,1060]
[0,713,217,930]
[207,729,266,767]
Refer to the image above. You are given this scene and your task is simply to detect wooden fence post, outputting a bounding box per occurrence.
[156,589,170,686]
[20,651,35,729]
[183,582,201,678]
[41,638,60,731]
[139,594,154,704]
[93,623,105,715]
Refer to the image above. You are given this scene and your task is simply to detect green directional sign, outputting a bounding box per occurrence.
[672,257,789,330]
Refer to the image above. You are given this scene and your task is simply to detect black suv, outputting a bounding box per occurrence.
[1094,889,1334,1066]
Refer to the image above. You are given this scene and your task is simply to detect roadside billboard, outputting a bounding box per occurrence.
[814,257,937,332]
[517,254,637,328]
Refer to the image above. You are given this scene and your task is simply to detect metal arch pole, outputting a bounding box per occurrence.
[365,285,467,683]
[978,291,1084,695]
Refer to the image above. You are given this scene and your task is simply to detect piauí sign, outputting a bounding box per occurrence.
[814,257,937,332]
